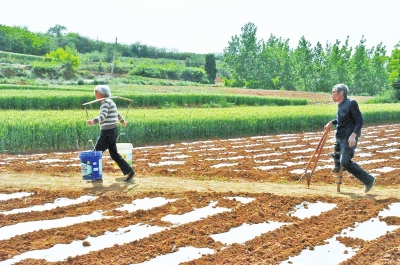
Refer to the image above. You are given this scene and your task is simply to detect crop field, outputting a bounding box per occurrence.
[1,122,400,264]
[2,103,400,153]
[0,84,310,110]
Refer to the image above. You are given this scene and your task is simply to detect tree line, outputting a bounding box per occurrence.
[1,23,399,96]
[0,24,218,83]
[0,24,208,61]
[223,23,400,96]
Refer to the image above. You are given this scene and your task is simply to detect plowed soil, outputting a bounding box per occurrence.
[1,123,399,264]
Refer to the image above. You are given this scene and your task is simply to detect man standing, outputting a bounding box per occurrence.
[324,84,376,193]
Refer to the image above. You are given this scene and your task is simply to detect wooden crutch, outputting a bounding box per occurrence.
[298,129,330,188]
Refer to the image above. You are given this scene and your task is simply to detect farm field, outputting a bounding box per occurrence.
[1,123,400,264]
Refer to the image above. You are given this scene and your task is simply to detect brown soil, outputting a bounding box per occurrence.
[0,123,399,264]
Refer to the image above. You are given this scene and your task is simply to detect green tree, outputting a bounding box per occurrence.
[349,36,371,94]
[0,25,52,55]
[46,46,81,79]
[313,42,330,92]
[326,37,352,86]
[46,24,67,37]
[205,54,217,83]
[223,22,261,87]
[388,46,400,99]
[186,53,205,67]
[293,36,315,91]
[258,35,294,90]
[277,40,296,91]
[388,47,400,86]
[368,43,389,95]
[61,32,96,53]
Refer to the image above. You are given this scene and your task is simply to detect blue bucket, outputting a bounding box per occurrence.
[79,151,103,180]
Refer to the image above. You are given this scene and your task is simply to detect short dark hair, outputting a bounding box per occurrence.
[332,84,348,97]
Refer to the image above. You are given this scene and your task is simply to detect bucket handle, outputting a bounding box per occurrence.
[85,139,95,150]
[117,99,133,143]
[117,132,131,143]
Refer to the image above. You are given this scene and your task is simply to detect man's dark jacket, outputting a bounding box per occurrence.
[332,97,363,139]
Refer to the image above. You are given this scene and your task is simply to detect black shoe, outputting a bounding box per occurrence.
[365,177,376,193]
[124,170,135,182]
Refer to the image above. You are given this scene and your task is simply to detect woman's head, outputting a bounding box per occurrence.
[94,85,111,98]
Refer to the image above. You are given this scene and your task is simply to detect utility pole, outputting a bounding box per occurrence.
[111,37,117,75]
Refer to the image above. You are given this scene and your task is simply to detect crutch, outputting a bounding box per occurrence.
[298,128,330,188]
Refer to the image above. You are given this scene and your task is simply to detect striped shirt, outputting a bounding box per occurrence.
[93,98,124,130]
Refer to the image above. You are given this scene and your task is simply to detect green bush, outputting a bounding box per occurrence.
[77,78,85,85]
[46,46,81,79]
[393,80,400,99]
[128,62,209,83]
[180,67,208,83]
[129,63,182,80]
[31,61,61,79]
[92,78,108,85]
[366,88,399,103]
[0,65,32,78]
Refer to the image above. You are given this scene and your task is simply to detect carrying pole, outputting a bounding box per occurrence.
[82,96,133,106]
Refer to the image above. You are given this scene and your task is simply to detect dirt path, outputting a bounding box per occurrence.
[1,172,398,200]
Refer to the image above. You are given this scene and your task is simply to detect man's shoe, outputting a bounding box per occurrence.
[365,177,376,193]
[124,170,135,182]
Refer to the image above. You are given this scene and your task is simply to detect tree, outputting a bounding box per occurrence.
[61,33,96,53]
[46,46,81,79]
[388,48,400,86]
[349,36,371,94]
[258,36,280,89]
[0,25,52,55]
[325,37,352,86]
[205,54,217,83]
[293,36,315,91]
[46,25,67,37]
[367,43,389,95]
[313,42,330,92]
[223,22,262,87]
[258,35,294,90]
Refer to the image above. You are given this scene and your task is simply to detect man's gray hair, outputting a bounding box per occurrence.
[332,84,348,97]
[94,85,111,97]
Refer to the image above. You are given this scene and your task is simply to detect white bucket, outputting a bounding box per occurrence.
[114,143,133,169]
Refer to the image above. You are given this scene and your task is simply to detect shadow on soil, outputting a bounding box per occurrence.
[83,178,139,193]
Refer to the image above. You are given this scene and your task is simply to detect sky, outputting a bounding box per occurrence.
[1,0,399,55]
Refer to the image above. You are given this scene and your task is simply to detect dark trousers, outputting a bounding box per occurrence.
[336,137,374,185]
[94,127,132,175]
